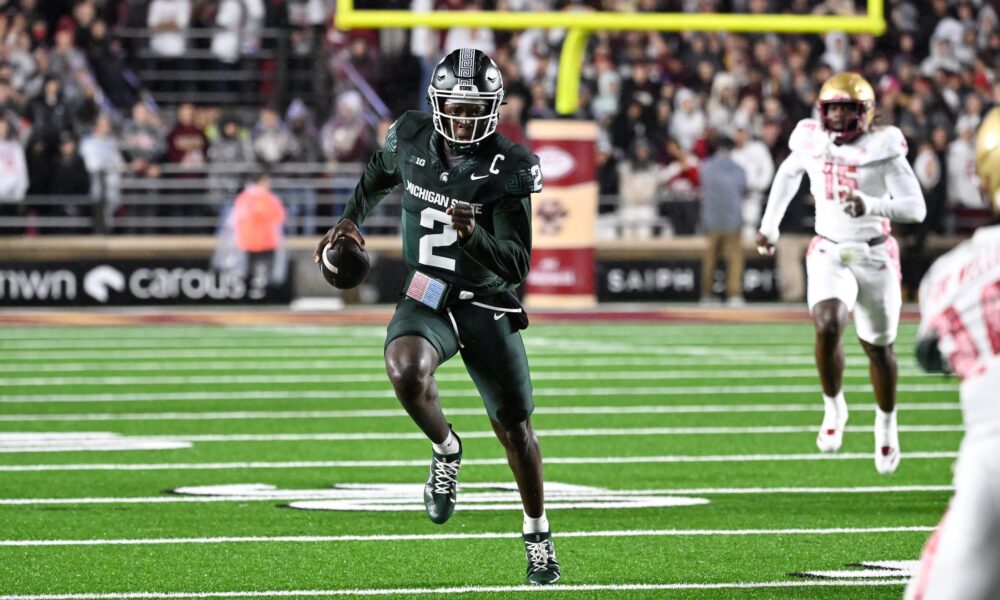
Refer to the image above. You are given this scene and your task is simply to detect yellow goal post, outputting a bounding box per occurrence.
[334,0,885,115]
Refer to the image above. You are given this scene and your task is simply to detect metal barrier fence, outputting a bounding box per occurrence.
[4,168,699,238]
[113,27,331,111]
[2,163,386,236]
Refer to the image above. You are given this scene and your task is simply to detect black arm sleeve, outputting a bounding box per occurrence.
[340,149,401,226]
[915,336,951,375]
[458,196,532,285]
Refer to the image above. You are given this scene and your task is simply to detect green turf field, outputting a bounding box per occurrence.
[0,321,960,599]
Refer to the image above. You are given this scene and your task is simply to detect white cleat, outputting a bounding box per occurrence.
[816,398,848,453]
[874,409,900,475]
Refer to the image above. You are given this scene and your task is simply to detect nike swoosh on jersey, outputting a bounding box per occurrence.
[471,173,489,181]
[493,313,505,320]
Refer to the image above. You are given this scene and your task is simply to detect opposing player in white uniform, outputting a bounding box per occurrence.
[904,108,1000,600]
[756,73,926,474]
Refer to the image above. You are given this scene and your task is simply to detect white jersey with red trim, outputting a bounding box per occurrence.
[917,225,1000,436]
[760,119,925,244]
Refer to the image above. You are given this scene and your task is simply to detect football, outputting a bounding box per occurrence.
[319,236,370,289]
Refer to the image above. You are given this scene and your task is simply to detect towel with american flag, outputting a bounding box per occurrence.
[405,271,448,310]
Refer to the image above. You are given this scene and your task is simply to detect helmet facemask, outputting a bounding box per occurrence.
[819,100,872,143]
[427,48,505,153]
[429,88,503,148]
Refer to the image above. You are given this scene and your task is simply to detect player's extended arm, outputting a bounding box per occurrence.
[758,152,806,245]
[458,196,532,285]
[857,155,927,223]
[339,150,401,226]
[914,271,951,375]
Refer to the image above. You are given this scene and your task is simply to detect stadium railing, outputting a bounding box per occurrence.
[112,27,331,110]
[5,163,388,236]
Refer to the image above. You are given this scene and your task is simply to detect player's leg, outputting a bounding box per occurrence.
[852,238,903,473]
[488,416,543,517]
[723,230,745,304]
[457,304,559,584]
[701,231,721,303]
[860,339,897,413]
[385,336,450,443]
[807,237,858,452]
[813,299,849,398]
[487,416,559,585]
[904,438,1000,599]
[384,300,462,523]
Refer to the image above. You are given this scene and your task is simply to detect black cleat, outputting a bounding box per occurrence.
[423,429,462,524]
[523,531,561,585]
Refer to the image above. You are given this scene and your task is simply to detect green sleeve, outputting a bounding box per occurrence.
[459,196,532,285]
[340,149,401,226]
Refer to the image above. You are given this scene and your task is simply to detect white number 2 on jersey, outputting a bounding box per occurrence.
[418,207,457,271]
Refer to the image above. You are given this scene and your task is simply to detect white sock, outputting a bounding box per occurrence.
[875,407,896,429]
[523,511,549,535]
[432,430,460,455]
[823,392,847,416]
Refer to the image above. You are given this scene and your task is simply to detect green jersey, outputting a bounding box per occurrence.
[341,111,542,294]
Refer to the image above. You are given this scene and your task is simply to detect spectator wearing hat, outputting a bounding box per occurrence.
[79,113,124,230]
[730,126,774,242]
[284,99,323,235]
[27,76,73,149]
[50,132,91,232]
[617,137,661,240]
[657,136,701,236]
[669,88,706,152]
[252,105,292,166]
[207,112,253,211]
[947,115,981,208]
[320,90,374,164]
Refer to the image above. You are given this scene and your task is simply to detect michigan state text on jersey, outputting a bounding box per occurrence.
[341,108,542,297]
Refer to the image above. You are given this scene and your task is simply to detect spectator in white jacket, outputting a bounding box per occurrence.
[669,88,706,151]
[730,126,775,241]
[617,138,661,240]
[79,113,124,225]
[0,118,28,203]
[946,115,983,209]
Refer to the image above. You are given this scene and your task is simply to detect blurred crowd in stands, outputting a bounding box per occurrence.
[0,0,998,274]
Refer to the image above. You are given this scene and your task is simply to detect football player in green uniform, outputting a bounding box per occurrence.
[314,48,559,585]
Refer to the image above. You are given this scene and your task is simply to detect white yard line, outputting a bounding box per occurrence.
[0,343,843,360]
[0,453,960,473]
[125,424,961,443]
[0,385,959,404]
[0,580,914,599]
[0,357,931,372]
[0,485,955,505]
[0,526,936,547]
[1,368,937,387]
[0,336,817,349]
[0,402,962,422]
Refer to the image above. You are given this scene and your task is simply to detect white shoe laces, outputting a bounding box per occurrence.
[525,539,554,572]
[431,458,460,495]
